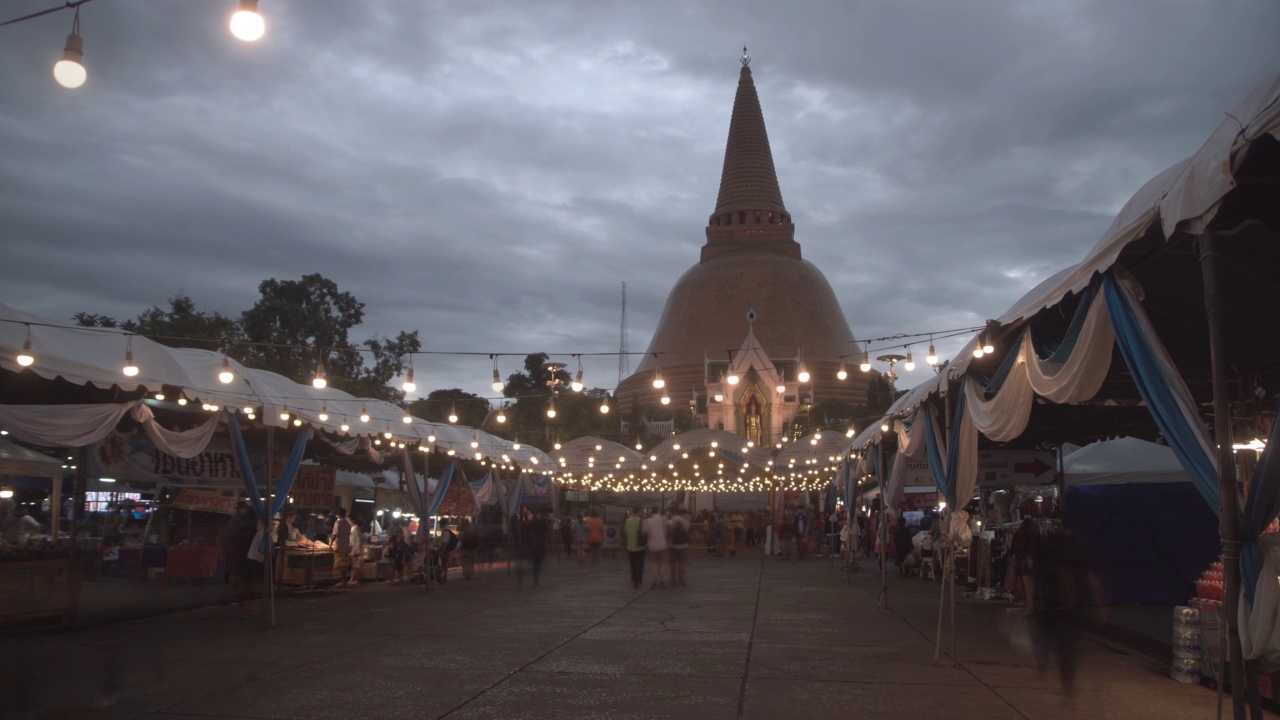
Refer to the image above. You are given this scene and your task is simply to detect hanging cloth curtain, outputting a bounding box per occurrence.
[1241,401,1280,602]
[0,402,134,447]
[1102,273,1219,509]
[426,460,457,517]
[226,411,310,553]
[400,447,430,520]
[130,404,221,458]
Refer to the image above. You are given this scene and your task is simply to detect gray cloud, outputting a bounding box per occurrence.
[1,0,1277,401]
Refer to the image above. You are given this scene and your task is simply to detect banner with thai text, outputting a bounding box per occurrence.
[171,487,239,515]
[292,465,337,510]
[88,431,274,487]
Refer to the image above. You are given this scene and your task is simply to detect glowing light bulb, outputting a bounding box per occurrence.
[927,343,938,366]
[177,397,188,406]
[547,398,557,418]
[904,352,915,372]
[859,353,871,372]
[318,406,328,422]
[973,346,985,358]
[360,406,370,423]
[229,0,265,41]
[714,392,724,403]
[53,30,86,89]
[497,409,507,423]
[660,393,670,406]
[652,371,665,389]
[280,410,290,421]
[448,405,458,423]
[340,420,350,432]
[982,336,995,355]
[154,393,165,401]
[491,368,504,393]
[293,418,303,427]
[402,413,413,424]
[837,364,848,380]
[218,356,234,384]
[600,401,610,414]
[471,435,479,449]
[776,383,786,394]
[122,351,139,377]
[846,427,856,438]
[880,422,890,433]
[571,368,584,393]
[727,372,739,385]
[797,363,810,383]
[402,366,416,394]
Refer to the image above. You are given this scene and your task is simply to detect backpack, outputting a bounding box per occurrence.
[670,519,689,546]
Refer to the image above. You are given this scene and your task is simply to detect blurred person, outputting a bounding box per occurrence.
[2,504,43,544]
[346,517,364,587]
[668,507,691,586]
[624,507,646,590]
[895,516,915,576]
[794,507,810,560]
[745,513,757,547]
[331,507,353,586]
[778,510,794,559]
[1027,528,1106,696]
[644,506,668,589]
[559,515,574,558]
[516,509,550,588]
[459,519,479,580]
[572,513,589,564]
[586,510,604,564]
[386,533,407,583]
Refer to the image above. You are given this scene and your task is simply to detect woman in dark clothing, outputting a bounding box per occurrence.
[895,518,915,576]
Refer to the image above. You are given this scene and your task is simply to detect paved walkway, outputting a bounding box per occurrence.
[1,550,1254,719]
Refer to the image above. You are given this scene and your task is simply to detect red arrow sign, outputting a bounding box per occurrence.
[1014,458,1054,477]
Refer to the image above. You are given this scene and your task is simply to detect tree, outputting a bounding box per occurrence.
[344,331,420,403]
[239,274,366,386]
[74,293,241,350]
[409,389,490,428]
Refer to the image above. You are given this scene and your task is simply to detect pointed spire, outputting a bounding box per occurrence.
[702,53,799,261]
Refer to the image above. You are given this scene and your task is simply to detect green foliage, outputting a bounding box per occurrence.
[409,389,490,427]
[74,293,241,350]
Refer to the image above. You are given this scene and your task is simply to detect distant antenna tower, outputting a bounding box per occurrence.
[617,281,630,384]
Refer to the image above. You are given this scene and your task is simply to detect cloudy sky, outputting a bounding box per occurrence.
[2,0,1278,402]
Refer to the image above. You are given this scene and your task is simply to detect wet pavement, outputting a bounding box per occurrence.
[0,550,1254,719]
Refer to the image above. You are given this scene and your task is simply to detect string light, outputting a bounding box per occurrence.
[837,363,848,380]
[122,335,138,377]
[402,409,413,424]
[652,369,665,389]
[546,397,557,418]
[904,351,915,372]
[218,354,234,384]
[403,362,416,394]
[16,324,35,366]
[448,405,458,423]
[660,390,670,406]
[859,348,871,373]
[982,334,995,355]
[927,339,938,366]
[600,399,610,414]
[496,407,507,423]
[491,357,504,393]
[229,0,265,42]
[312,362,326,389]
[280,409,290,421]
[470,434,479,449]
[177,397,188,406]
[318,403,328,422]
[360,405,370,423]
[52,6,86,89]
[293,417,303,427]
[572,358,584,392]
[797,359,810,383]
[154,392,165,401]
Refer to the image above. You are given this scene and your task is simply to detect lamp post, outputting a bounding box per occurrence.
[875,354,906,391]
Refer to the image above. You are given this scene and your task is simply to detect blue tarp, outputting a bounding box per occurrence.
[1066,482,1220,605]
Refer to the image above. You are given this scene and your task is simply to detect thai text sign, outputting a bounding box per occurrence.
[171,487,239,515]
[293,466,336,510]
[88,432,271,486]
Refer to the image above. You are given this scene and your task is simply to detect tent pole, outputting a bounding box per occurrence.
[264,427,275,629]
[50,469,62,540]
[878,444,888,611]
[1199,230,1247,720]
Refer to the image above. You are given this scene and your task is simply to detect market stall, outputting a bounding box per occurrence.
[0,439,72,625]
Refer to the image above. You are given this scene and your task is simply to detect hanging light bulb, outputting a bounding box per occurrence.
[177,397,188,406]
[229,0,265,41]
[279,409,290,422]
[242,406,254,414]
[547,397,557,418]
[727,369,740,385]
[402,410,413,424]
[496,407,507,423]
[154,392,165,401]
[571,366,584,393]
[846,426,856,438]
[776,381,786,394]
[122,336,139,377]
[403,364,416,394]
[904,351,915,372]
[600,399,610,414]
[318,404,328,422]
[973,345,985,358]
[927,341,938,366]
[982,334,995,355]
[714,391,724,403]
[880,421,890,433]
[293,418,303,427]
[837,363,848,380]
[491,363,504,393]
[551,440,559,451]
[652,370,665,389]
[218,355,234,384]
[360,405,370,423]
[660,391,670,406]
[53,9,87,89]
[384,430,393,439]
[312,362,326,389]
[797,360,810,383]
[470,434,479,449]
[448,405,458,423]
[859,350,871,373]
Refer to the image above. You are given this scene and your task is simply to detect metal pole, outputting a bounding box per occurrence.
[263,427,275,628]
[878,444,888,610]
[1199,230,1247,720]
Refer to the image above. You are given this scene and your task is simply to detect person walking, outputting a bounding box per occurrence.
[586,510,605,564]
[346,517,364,586]
[459,519,479,580]
[559,516,573,558]
[644,507,668,589]
[793,507,810,560]
[668,507,691,587]
[623,507,646,590]
[331,508,353,587]
[572,514,589,564]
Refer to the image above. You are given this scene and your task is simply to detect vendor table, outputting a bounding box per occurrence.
[165,545,221,581]
[279,547,335,587]
[0,558,71,625]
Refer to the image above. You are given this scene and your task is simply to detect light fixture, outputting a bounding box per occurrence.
[652,370,665,389]
[837,363,848,380]
[340,418,350,432]
[384,430,393,439]
[515,437,524,450]
[797,360,810,383]
[904,352,915,372]
[154,392,165,401]
[470,434,479,449]
[402,410,413,424]
[403,362,416,394]
[491,361,504,393]
[0,489,12,499]
[880,421,890,433]
[122,336,139,377]
[727,370,740,385]
[16,325,35,367]
[229,0,265,42]
[53,8,87,89]
[280,409,290,422]
[660,391,670,406]
[293,418,303,427]
[982,334,995,355]
[318,404,328,422]
[242,406,253,414]
[776,382,786,394]
[448,405,458,423]
[177,397,188,406]
[360,405,370,423]
[547,397,557,418]
[218,354,234,384]
[973,345,985,358]
[927,341,938,366]
[714,391,724,403]
[600,399,610,414]
[496,407,507,423]
[572,359,584,392]
[312,362,326,389]
[846,426,856,438]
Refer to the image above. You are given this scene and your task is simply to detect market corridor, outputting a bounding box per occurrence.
[3,551,1239,720]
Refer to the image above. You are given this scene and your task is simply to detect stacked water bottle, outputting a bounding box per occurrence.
[1171,605,1202,683]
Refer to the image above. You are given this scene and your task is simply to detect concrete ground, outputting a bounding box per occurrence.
[1,549,1257,720]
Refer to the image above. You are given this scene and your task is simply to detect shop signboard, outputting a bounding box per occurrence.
[87,431,275,487]
[602,524,621,549]
[293,466,337,510]
[171,487,239,515]
[976,450,1055,486]
[900,458,939,488]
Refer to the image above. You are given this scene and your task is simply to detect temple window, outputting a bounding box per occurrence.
[738,211,746,224]
[768,211,775,223]
[754,212,761,224]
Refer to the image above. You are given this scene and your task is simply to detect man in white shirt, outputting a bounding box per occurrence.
[643,508,668,590]
[2,506,43,544]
